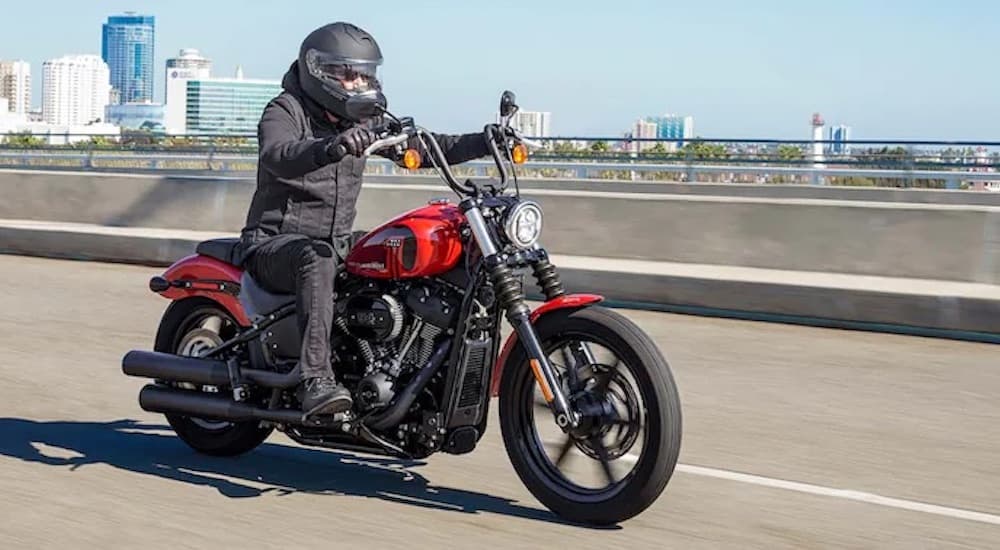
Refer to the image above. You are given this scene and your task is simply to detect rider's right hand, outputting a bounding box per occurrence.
[325,127,377,162]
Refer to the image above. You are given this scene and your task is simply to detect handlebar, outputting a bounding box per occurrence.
[345,117,530,199]
[362,133,411,156]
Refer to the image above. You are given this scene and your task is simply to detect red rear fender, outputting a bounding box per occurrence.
[490,294,604,397]
[154,254,249,326]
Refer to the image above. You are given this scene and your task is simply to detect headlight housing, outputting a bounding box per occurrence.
[503,200,543,249]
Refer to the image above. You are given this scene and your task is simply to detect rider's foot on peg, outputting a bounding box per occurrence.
[301,376,353,419]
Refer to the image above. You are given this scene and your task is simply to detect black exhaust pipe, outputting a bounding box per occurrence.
[122,350,300,388]
[123,350,230,386]
[139,384,304,425]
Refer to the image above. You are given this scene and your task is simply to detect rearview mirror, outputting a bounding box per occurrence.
[499,90,518,118]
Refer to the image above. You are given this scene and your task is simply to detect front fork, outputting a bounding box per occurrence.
[507,308,579,429]
[464,203,581,430]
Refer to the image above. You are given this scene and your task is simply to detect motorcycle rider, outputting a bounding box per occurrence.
[235,22,491,419]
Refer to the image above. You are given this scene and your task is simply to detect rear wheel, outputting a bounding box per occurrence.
[499,306,682,525]
[154,299,273,456]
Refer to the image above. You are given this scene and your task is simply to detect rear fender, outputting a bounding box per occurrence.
[490,294,604,397]
[152,254,249,326]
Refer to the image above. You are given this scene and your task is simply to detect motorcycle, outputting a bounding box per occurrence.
[121,91,682,525]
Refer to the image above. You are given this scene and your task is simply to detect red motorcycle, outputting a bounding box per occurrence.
[122,91,682,525]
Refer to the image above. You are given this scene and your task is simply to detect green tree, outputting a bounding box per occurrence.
[552,141,578,154]
[78,135,115,149]
[677,140,729,160]
[776,144,804,162]
[590,140,609,153]
[3,131,45,147]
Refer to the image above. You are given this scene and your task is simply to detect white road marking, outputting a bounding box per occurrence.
[617,454,1000,526]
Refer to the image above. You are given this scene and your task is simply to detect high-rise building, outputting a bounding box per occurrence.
[640,115,694,153]
[165,48,212,100]
[630,119,658,152]
[42,55,111,125]
[646,115,694,143]
[811,112,825,167]
[102,13,155,104]
[164,49,213,128]
[500,110,551,137]
[0,61,31,114]
[828,125,851,155]
[164,68,280,134]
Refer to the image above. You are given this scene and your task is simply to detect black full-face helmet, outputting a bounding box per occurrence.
[298,22,386,122]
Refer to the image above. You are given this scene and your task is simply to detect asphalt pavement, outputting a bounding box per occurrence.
[0,255,997,549]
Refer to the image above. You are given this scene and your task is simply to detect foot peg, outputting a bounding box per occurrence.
[302,411,350,426]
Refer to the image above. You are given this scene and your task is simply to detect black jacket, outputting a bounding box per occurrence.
[236,63,489,263]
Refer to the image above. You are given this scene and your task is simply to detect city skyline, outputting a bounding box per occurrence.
[1,1,998,139]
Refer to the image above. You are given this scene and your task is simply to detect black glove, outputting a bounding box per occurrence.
[325,127,377,162]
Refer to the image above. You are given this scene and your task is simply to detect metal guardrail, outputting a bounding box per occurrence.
[0,149,998,189]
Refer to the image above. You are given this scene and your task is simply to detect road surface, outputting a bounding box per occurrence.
[0,255,997,549]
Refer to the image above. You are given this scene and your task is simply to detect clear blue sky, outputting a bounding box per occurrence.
[3,0,998,139]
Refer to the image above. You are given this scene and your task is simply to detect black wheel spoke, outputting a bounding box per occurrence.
[590,436,616,486]
[554,437,575,468]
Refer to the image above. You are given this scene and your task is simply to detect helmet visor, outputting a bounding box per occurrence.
[305,49,382,93]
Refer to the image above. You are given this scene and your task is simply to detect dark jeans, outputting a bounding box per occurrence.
[242,234,337,381]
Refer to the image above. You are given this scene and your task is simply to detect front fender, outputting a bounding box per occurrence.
[490,294,604,397]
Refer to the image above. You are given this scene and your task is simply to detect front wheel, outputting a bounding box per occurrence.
[499,306,682,525]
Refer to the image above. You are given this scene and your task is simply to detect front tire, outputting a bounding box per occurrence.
[499,306,682,525]
[154,298,273,457]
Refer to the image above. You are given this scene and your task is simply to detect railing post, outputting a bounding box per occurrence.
[906,145,916,188]
[684,148,694,183]
[810,168,821,186]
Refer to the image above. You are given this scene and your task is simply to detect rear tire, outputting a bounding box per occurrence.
[154,298,273,457]
[498,306,682,525]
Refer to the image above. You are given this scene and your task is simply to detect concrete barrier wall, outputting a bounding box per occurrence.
[3,170,999,284]
[367,174,1000,206]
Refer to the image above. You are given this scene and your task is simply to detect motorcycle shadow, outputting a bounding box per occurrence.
[0,417,619,529]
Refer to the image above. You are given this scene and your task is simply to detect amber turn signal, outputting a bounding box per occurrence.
[512,143,528,164]
[403,148,422,170]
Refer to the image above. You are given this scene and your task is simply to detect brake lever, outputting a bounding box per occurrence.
[502,126,544,150]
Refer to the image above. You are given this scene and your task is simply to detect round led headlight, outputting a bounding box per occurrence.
[504,200,544,249]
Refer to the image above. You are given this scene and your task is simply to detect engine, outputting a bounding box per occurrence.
[334,282,460,410]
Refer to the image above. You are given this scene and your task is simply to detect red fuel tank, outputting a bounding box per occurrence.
[345,201,466,280]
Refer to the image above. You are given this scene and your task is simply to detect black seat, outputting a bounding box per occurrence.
[196,238,240,264]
